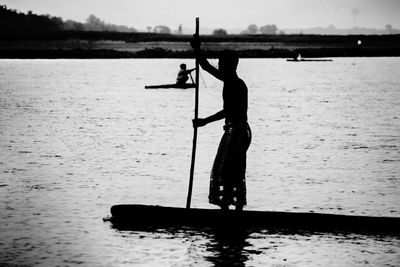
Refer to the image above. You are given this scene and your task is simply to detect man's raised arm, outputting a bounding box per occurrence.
[190,36,224,81]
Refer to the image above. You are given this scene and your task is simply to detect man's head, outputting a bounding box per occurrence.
[218,50,239,75]
[180,63,187,70]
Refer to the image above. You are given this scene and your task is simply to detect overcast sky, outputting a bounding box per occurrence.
[3,0,400,31]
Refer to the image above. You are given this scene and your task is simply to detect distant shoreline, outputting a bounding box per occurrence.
[1,48,400,59]
[1,33,399,59]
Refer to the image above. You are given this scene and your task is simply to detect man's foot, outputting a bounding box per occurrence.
[235,204,243,211]
[221,204,229,211]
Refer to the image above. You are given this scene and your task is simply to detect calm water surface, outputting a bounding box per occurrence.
[0,58,399,266]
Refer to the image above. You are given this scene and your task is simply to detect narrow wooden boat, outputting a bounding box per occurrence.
[109,204,400,234]
[286,59,333,62]
[145,83,196,89]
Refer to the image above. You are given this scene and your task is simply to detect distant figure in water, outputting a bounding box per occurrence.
[293,53,302,61]
[176,63,195,85]
[191,36,251,211]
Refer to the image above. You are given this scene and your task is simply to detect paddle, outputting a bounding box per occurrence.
[189,73,195,85]
[186,17,200,209]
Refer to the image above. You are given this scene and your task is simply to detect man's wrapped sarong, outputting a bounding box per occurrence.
[209,123,251,207]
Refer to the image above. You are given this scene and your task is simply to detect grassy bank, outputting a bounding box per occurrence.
[1,47,399,59]
[1,31,399,59]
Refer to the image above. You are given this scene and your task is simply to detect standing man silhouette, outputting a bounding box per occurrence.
[191,36,251,211]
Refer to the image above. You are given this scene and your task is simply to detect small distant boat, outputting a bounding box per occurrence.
[145,83,196,89]
[287,53,332,62]
[287,59,333,62]
[108,204,400,234]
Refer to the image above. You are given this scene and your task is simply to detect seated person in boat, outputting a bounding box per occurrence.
[190,36,252,211]
[176,63,195,85]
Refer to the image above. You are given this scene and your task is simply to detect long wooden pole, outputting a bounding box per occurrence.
[186,17,200,209]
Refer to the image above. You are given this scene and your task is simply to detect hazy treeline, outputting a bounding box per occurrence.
[212,24,281,36]
[0,5,137,38]
[2,5,398,39]
[285,25,400,35]
[240,24,281,35]
[73,14,137,32]
[222,23,399,35]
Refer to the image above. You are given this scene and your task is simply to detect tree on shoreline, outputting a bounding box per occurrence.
[153,25,171,34]
[259,25,278,35]
[213,28,228,36]
[0,5,137,35]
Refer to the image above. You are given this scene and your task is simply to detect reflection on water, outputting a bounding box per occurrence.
[0,58,399,266]
[109,225,400,266]
[205,228,251,266]
[111,226,253,266]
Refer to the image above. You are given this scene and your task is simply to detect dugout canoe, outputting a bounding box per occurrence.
[286,59,333,62]
[109,204,400,234]
[145,83,196,89]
